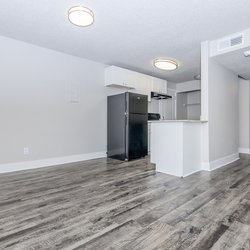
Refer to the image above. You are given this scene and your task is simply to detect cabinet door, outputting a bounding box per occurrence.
[105,66,136,88]
[151,77,167,94]
[151,77,161,93]
[121,68,137,88]
[129,72,150,101]
[160,80,167,94]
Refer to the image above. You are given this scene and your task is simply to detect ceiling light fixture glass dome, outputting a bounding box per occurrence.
[68,6,94,27]
[153,59,178,71]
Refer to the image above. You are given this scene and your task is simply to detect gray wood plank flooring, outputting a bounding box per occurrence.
[0,157,249,250]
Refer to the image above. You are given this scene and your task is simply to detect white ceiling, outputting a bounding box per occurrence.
[214,47,250,80]
[0,0,250,82]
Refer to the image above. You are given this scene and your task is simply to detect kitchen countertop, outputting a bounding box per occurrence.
[148,120,208,123]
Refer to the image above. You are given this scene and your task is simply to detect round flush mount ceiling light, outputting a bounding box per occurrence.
[68,6,94,27]
[153,59,178,71]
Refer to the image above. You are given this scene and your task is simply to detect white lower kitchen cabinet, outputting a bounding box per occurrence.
[150,120,206,177]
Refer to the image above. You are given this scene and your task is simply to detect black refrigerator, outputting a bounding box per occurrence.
[107,92,148,161]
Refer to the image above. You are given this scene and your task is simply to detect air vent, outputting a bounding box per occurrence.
[231,36,243,46]
[217,33,244,51]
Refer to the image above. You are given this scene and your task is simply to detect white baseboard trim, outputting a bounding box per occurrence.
[156,169,182,178]
[201,162,210,171]
[157,167,201,178]
[0,151,106,174]
[182,168,202,178]
[203,153,239,172]
[238,147,250,154]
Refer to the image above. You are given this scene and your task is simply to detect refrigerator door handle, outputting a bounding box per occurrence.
[125,113,129,161]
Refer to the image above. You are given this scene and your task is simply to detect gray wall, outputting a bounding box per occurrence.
[175,80,201,120]
[176,91,201,120]
[187,91,201,120]
[176,93,187,120]
[0,36,121,165]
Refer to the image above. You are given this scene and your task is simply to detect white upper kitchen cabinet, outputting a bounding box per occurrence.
[105,66,167,102]
[151,77,167,94]
[129,72,151,98]
[105,66,136,89]
[105,65,152,100]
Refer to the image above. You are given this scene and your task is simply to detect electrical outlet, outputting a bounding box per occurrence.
[23,147,29,155]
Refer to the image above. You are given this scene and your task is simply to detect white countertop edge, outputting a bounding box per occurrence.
[148,120,208,123]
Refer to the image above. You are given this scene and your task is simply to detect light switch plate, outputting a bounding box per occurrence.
[23,147,29,155]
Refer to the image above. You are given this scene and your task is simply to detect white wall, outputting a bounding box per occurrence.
[201,40,239,170]
[239,78,250,153]
[162,99,174,120]
[208,59,239,162]
[175,80,200,93]
[166,88,176,120]
[167,82,176,90]
[148,99,160,113]
[0,36,122,170]
[160,88,176,120]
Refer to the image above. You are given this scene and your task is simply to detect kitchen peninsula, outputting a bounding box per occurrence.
[150,120,207,177]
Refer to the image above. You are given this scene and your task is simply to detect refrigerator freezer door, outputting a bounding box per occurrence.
[128,113,148,160]
[127,93,148,114]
